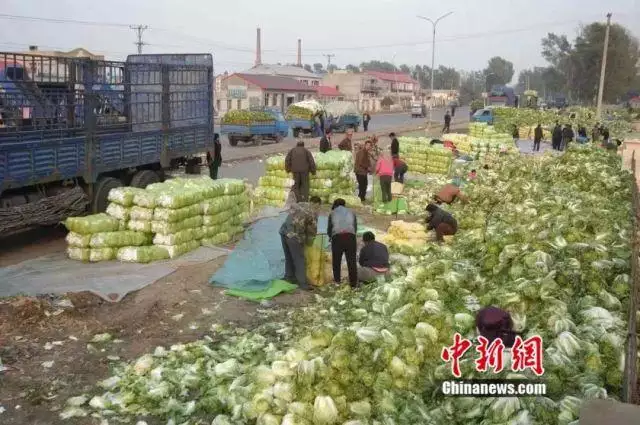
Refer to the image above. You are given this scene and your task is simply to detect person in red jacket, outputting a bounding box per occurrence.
[375,152,394,203]
[392,155,408,184]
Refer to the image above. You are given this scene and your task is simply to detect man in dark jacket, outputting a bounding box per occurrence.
[327,198,358,287]
[319,129,332,153]
[358,231,390,283]
[362,112,371,132]
[279,196,322,290]
[533,124,543,152]
[561,124,574,151]
[355,141,372,202]
[443,111,451,133]
[338,129,354,151]
[206,134,222,179]
[285,141,317,202]
[552,122,562,150]
[389,132,399,157]
[426,203,458,242]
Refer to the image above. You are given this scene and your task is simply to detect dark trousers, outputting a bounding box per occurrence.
[292,172,310,202]
[208,160,221,179]
[443,122,450,133]
[533,139,541,152]
[379,175,392,203]
[331,233,357,287]
[281,234,308,288]
[363,121,369,131]
[435,222,457,242]
[356,173,368,202]
[394,164,408,183]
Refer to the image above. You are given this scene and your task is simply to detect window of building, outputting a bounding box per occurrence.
[216,99,221,112]
[264,93,269,106]
[272,94,278,106]
[237,99,241,110]
[227,99,232,110]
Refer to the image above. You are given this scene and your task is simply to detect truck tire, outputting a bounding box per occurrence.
[274,134,283,143]
[229,137,238,147]
[292,128,300,138]
[92,176,123,213]
[130,170,161,188]
[354,126,359,132]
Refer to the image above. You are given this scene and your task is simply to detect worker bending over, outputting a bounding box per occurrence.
[434,181,468,205]
[358,232,390,283]
[426,203,458,242]
[279,196,322,290]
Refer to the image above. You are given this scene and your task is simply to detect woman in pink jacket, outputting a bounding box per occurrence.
[375,151,394,203]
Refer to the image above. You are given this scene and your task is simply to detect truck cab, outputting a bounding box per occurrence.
[410,102,426,118]
[471,107,494,124]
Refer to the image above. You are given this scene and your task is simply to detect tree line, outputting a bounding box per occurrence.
[286,20,639,106]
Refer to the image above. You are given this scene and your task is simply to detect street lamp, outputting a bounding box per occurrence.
[417,11,453,126]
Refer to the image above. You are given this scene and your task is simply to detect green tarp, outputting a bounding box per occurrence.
[224,279,298,301]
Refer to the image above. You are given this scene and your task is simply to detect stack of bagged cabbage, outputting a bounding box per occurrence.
[64,177,250,263]
[378,220,432,255]
[398,137,453,175]
[61,147,635,425]
[255,151,355,206]
[65,213,152,262]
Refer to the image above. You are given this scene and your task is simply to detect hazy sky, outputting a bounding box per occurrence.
[2,0,638,81]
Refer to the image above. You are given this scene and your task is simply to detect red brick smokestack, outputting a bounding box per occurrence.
[297,39,302,67]
[255,27,262,66]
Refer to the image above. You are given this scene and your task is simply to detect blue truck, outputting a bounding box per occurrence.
[220,108,289,146]
[487,86,517,107]
[331,114,360,133]
[0,52,215,235]
[287,118,315,138]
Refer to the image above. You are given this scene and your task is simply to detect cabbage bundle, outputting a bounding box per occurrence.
[304,234,331,287]
[117,246,170,263]
[89,231,151,248]
[66,247,115,262]
[64,213,119,235]
[199,181,250,246]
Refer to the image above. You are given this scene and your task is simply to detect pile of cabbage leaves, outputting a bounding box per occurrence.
[62,147,634,425]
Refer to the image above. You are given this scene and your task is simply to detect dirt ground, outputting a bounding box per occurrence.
[0,207,408,425]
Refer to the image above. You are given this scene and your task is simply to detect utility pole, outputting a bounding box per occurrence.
[323,54,335,73]
[417,12,453,127]
[130,25,149,54]
[596,13,612,120]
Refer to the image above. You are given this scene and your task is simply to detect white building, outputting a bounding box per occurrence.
[241,64,322,87]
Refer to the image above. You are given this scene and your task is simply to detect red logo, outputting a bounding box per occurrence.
[442,334,544,377]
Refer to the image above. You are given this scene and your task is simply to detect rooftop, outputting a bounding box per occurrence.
[316,86,342,97]
[234,73,317,92]
[365,70,418,85]
[243,64,321,79]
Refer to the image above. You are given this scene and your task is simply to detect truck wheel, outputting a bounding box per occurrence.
[91,176,123,213]
[229,137,238,147]
[354,126,359,132]
[274,134,283,144]
[293,128,300,138]
[130,170,161,188]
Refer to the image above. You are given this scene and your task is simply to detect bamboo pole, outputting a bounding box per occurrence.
[622,150,639,403]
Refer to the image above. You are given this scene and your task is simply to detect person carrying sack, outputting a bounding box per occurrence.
[327,198,358,287]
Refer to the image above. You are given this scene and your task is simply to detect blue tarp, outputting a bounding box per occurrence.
[209,213,328,292]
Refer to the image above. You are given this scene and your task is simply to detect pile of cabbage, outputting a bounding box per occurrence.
[65,177,251,263]
[61,147,634,425]
[255,151,356,207]
[398,138,453,175]
[378,220,432,256]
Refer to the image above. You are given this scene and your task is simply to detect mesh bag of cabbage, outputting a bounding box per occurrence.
[66,232,92,248]
[155,240,201,259]
[117,246,170,263]
[89,231,152,248]
[67,247,115,262]
[305,234,329,287]
[105,203,131,221]
[64,213,119,235]
[107,187,146,207]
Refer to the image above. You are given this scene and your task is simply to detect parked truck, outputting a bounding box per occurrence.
[220,108,288,146]
[0,52,216,236]
[487,85,517,107]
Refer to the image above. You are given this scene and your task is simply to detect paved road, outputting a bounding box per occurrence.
[216,107,469,162]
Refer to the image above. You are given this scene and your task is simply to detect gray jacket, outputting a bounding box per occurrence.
[327,206,357,238]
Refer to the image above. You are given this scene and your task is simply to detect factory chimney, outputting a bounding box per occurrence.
[297,39,302,67]
[255,27,262,66]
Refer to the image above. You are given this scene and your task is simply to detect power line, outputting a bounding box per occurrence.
[0,13,130,27]
[130,24,148,54]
